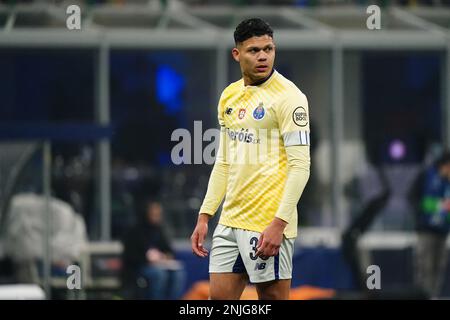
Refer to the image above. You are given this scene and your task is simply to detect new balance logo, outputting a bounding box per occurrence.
[254,262,266,271]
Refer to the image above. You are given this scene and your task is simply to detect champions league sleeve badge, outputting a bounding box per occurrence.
[252,103,265,120]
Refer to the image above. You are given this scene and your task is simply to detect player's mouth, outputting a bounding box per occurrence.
[255,65,268,72]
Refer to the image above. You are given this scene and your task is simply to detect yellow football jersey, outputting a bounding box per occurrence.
[199,70,310,238]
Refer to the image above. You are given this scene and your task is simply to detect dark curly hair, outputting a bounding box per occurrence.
[234,18,273,45]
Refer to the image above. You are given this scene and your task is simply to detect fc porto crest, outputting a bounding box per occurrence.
[238,108,246,120]
[252,102,265,121]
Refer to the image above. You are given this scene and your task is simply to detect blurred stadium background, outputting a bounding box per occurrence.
[0,0,449,300]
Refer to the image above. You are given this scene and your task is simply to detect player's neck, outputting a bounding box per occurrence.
[243,68,274,87]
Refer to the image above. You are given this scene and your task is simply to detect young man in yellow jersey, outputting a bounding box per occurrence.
[190,18,311,300]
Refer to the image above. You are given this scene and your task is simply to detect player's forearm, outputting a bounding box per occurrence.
[198,161,229,216]
[275,145,310,223]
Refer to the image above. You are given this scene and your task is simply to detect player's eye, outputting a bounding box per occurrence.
[264,47,273,52]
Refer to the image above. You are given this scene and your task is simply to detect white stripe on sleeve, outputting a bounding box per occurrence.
[282,131,310,147]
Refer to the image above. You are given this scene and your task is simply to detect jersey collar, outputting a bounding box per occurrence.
[243,68,276,89]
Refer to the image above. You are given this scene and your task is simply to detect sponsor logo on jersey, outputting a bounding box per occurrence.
[293,107,308,127]
[226,128,260,144]
[253,103,265,120]
[238,108,246,119]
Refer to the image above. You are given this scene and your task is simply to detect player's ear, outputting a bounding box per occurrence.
[231,47,240,62]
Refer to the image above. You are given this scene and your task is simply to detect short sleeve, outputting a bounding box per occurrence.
[276,90,310,147]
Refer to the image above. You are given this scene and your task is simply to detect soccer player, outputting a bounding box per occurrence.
[190,18,311,300]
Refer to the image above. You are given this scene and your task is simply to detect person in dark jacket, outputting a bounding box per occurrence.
[121,199,185,299]
[409,151,450,298]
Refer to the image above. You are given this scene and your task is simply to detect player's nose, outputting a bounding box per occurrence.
[257,51,268,61]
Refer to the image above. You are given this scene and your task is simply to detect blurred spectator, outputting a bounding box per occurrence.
[3,192,88,283]
[409,150,450,298]
[121,198,185,299]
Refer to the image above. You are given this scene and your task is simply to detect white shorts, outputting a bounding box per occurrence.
[209,224,295,283]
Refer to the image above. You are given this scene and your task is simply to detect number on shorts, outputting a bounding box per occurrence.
[249,236,270,261]
[249,237,258,260]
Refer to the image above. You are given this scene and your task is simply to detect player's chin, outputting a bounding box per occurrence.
[254,68,270,77]
[251,72,269,83]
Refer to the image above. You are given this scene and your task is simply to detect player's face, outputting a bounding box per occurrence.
[232,35,275,85]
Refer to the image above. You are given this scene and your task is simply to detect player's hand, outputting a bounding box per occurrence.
[190,213,210,258]
[256,218,287,258]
